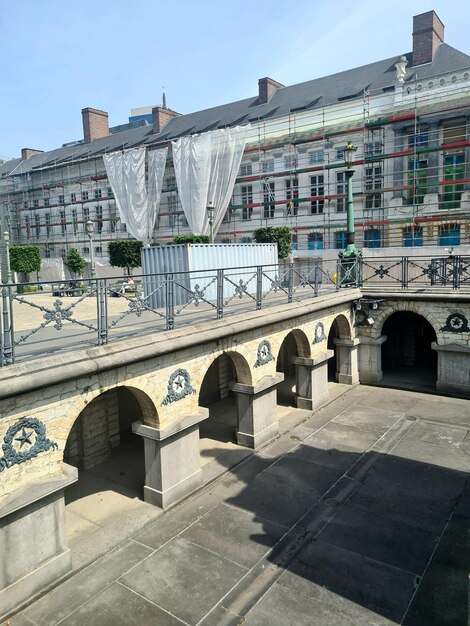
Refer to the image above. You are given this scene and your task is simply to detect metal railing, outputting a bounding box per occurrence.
[0,255,468,366]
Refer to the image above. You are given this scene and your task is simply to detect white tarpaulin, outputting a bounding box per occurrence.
[103,147,168,244]
[172,125,251,236]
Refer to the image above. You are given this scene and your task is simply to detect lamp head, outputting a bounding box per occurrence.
[85,219,93,235]
[344,141,357,168]
[206,201,215,219]
[3,231,10,243]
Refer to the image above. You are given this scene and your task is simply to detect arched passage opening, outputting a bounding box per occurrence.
[327,315,351,383]
[199,352,251,460]
[381,311,437,390]
[276,330,310,407]
[64,386,156,545]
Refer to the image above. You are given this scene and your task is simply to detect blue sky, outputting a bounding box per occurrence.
[1,0,469,159]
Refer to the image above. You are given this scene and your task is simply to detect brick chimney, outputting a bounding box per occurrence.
[21,148,44,160]
[82,107,109,143]
[412,11,444,66]
[258,77,284,104]
[152,106,180,134]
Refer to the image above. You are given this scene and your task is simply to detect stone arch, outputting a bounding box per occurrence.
[381,310,438,390]
[276,328,310,407]
[329,313,352,340]
[378,305,440,342]
[328,314,355,384]
[63,384,158,467]
[198,350,252,447]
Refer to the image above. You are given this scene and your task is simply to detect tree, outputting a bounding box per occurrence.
[252,227,292,259]
[173,235,210,244]
[10,245,41,277]
[65,248,86,278]
[108,240,143,275]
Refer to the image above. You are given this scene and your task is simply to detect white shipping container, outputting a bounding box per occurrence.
[142,243,278,309]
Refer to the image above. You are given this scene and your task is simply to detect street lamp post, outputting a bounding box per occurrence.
[85,220,96,278]
[207,201,215,244]
[338,141,361,284]
[3,231,12,284]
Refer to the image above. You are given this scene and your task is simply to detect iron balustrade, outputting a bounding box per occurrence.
[0,255,468,366]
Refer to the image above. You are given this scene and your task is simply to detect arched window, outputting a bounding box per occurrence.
[402,225,423,247]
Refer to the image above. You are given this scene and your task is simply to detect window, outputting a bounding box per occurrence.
[110,211,117,233]
[336,172,346,212]
[408,132,428,148]
[442,154,465,209]
[82,191,89,202]
[107,186,114,199]
[308,233,323,250]
[335,148,345,161]
[95,205,103,233]
[60,210,66,235]
[310,175,324,214]
[292,234,298,251]
[83,206,90,222]
[263,181,275,219]
[44,246,51,259]
[309,150,324,164]
[240,237,252,243]
[168,196,178,212]
[44,197,50,207]
[164,177,176,190]
[285,179,299,216]
[33,199,39,208]
[335,231,347,249]
[23,201,29,210]
[71,192,76,203]
[364,142,383,156]
[45,213,51,237]
[365,165,382,209]
[439,224,460,246]
[34,214,41,238]
[95,246,102,255]
[284,154,298,170]
[94,189,102,200]
[83,246,90,255]
[241,185,253,220]
[25,214,31,238]
[58,195,65,204]
[240,163,252,176]
[221,238,231,244]
[260,160,274,173]
[364,229,382,248]
[408,158,428,204]
[72,209,78,235]
[60,248,67,259]
[403,225,423,247]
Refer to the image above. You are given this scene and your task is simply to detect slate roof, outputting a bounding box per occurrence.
[6,43,470,177]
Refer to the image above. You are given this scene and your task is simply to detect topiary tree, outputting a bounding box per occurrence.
[65,248,86,278]
[108,240,143,275]
[252,227,292,259]
[10,245,41,279]
[173,235,210,244]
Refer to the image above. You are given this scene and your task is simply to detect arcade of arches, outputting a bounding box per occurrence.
[1,293,469,620]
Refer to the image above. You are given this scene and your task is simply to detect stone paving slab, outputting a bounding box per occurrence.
[5,385,470,626]
[120,537,246,625]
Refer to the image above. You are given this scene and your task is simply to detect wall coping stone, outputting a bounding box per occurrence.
[132,408,209,441]
[231,373,284,395]
[431,341,470,354]
[292,351,334,367]
[0,464,77,520]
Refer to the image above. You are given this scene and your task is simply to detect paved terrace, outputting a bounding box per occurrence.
[7,385,470,626]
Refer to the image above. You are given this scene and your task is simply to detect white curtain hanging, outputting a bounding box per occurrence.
[103,146,168,245]
[172,125,251,236]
